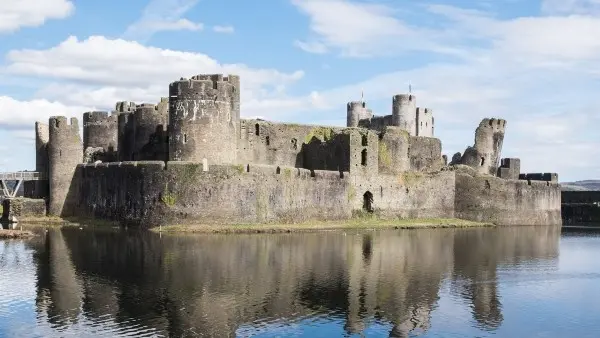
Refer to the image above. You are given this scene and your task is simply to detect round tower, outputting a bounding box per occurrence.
[168,74,240,163]
[392,94,417,135]
[48,116,83,217]
[83,111,119,155]
[117,113,134,161]
[114,101,136,161]
[346,101,365,127]
[133,103,169,161]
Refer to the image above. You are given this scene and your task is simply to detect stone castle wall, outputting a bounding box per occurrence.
[454,173,561,225]
[71,162,459,227]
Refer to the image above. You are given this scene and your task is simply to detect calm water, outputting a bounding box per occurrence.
[1,225,599,337]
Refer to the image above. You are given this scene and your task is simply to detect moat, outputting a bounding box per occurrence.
[2,225,600,337]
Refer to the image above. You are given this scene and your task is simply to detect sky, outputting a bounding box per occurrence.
[0,0,599,182]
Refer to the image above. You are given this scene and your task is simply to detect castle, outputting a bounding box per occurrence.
[16,74,561,227]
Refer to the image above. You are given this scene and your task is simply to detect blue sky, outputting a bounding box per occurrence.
[1,0,599,182]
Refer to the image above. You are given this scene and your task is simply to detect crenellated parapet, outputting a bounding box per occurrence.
[48,116,82,216]
[168,74,240,163]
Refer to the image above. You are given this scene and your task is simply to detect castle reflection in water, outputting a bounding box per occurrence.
[8,226,560,337]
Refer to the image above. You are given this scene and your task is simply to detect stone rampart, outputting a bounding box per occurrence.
[74,161,352,227]
[454,173,561,225]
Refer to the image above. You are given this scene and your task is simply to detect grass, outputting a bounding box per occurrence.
[151,217,493,234]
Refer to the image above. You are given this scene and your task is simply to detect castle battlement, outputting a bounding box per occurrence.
[115,101,136,113]
[32,73,560,227]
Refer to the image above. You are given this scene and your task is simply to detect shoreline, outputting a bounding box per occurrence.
[150,218,495,234]
[3,217,495,235]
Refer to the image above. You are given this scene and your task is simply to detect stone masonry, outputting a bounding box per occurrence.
[29,73,560,227]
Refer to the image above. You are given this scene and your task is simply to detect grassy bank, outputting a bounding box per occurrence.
[151,218,494,234]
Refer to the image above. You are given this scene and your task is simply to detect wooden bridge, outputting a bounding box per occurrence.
[0,172,47,198]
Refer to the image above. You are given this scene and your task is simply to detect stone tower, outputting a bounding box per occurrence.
[83,111,119,161]
[392,94,416,136]
[132,102,168,161]
[48,116,83,216]
[168,74,240,163]
[115,101,136,161]
[346,101,373,127]
[460,118,506,175]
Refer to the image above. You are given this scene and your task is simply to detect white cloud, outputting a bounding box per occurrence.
[122,0,201,41]
[3,35,306,121]
[0,96,90,130]
[213,25,234,34]
[142,18,204,32]
[0,0,74,34]
[294,40,328,54]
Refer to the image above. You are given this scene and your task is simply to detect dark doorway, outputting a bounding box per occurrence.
[363,191,374,213]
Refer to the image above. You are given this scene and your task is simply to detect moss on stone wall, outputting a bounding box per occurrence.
[283,168,292,178]
[304,127,335,143]
[399,172,424,186]
[347,185,356,202]
[379,142,391,168]
[161,183,176,207]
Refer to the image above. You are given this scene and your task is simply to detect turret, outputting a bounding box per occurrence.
[114,101,136,161]
[48,116,82,216]
[168,74,240,163]
[346,101,363,127]
[82,111,119,161]
[392,94,416,135]
[132,103,168,161]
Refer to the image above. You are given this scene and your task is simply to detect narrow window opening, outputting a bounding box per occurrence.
[183,133,188,144]
[246,164,250,172]
[266,136,270,145]
[361,149,368,166]
[363,191,374,213]
[276,166,281,174]
[255,123,260,136]
[361,134,368,146]
[480,157,485,166]
[59,150,62,157]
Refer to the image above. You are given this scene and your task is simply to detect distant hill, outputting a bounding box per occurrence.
[561,180,600,191]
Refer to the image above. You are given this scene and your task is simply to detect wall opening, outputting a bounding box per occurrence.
[361,149,368,166]
[361,134,368,146]
[246,164,250,172]
[266,136,270,146]
[183,133,188,144]
[276,166,281,174]
[480,157,485,166]
[255,124,260,136]
[363,191,374,213]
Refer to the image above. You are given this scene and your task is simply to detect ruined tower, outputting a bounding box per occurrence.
[83,111,119,162]
[168,74,240,163]
[132,102,169,161]
[416,108,434,137]
[115,101,136,161]
[392,94,416,135]
[48,116,83,216]
[459,118,506,175]
[24,122,50,198]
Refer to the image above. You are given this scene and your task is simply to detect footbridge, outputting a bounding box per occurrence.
[0,172,47,198]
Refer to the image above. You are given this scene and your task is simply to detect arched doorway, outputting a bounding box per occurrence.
[363,191,374,213]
